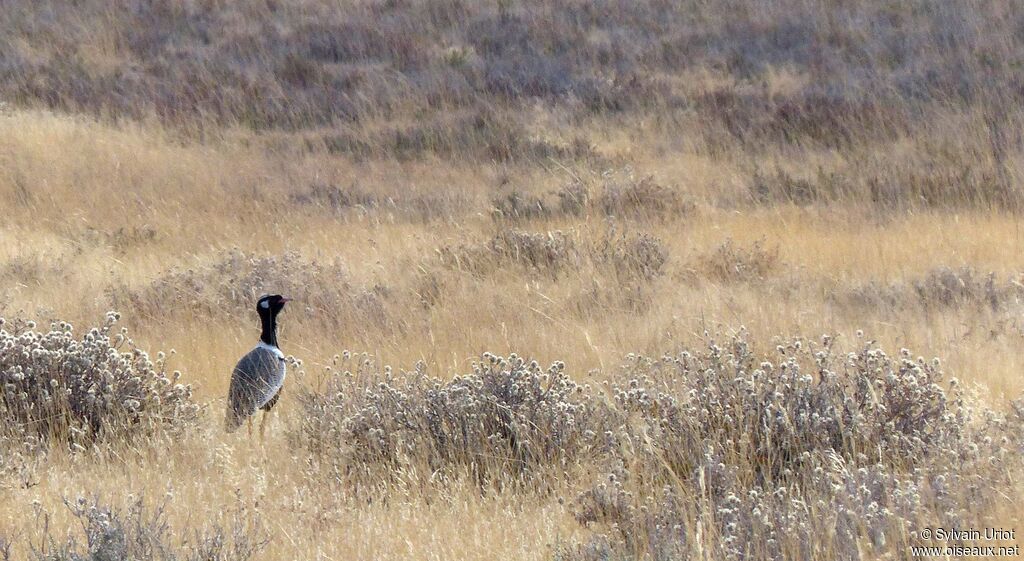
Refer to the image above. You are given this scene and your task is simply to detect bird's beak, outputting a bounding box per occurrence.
[281,297,292,304]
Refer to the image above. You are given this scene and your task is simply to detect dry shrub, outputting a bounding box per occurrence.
[399,191,472,223]
[745,164,1022,212]
[411,266,446,309]
[290,181,471,223]
[568,281,656,317]
[695,239,779,283]
[440,227,667,284]
[439,229,580,278]
[491,175,692,225]
[491,190,552,222]
[295,333,1023,559]
[12,495,267,561]
[568,230,668,316]
[289,183,378,214]
[563,333,1023,560]
[320,108,597,163]
[0,313,199,451]
[110,250,400,332]
[748,167,850,207]
[867,166,1021,212]
[5,0,1018,143]
[593,230,668,282]
[839,267,1024,313]
[596,173,692,220]
[490,182,590,223]
[555,182,591,217]
[295,352,597,491]
[106,226,160,254]
[0,253,68,287]
[696,89,911,152]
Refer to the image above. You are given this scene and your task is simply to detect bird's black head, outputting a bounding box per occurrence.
[256,294,290,348]
[257,294,290,318]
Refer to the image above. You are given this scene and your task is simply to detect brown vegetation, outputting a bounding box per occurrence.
[1,0,1023,559]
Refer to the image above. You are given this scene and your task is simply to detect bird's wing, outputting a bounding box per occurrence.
[227,346,287,419]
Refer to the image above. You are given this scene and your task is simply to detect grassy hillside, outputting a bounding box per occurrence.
[0,1,1022,559]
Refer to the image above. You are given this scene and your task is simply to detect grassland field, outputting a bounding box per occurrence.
[0,1,1023,559]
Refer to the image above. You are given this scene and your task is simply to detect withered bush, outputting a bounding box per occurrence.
[289,183,378,213]
[593,230,668,282]
[296,333,1022,559]
[596,174,692,220]
[439,227,668,285]
[554,182,591,217]
[4,0,1018,149]
[489,184,586,224]
[748,167,850,207]
[491,190,553,222]
[490,174,693,225]
[568,281,656,317]
[438,229,580,278]
[12,496,267,561]
[317,107,595,163]
[109,250,401,333]
[866,166,1022,212]
[289,182,468,223]
[0,313,198,450]
[838,267,1024,313]
[565,334,1022,560]
[745,164,1023,212]
[296,352,598,489]
[695,239,780,283]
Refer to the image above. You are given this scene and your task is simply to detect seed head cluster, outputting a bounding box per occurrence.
[297,352,595,489]
[567,333,1023,560]
[297,332,1023,559]
[0,312,199,457]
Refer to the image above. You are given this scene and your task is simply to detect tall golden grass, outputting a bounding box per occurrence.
[1,0,1023,558]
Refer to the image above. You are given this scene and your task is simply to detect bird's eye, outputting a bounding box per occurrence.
[260,300,270,309]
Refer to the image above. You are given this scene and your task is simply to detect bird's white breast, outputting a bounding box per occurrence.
[257,341,286,360]
[253,341,286,409]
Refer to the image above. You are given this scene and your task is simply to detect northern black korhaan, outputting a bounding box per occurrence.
[225,294,291,437]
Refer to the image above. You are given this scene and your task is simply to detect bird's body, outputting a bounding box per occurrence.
[225,294,291,436]
[225,342,286,432]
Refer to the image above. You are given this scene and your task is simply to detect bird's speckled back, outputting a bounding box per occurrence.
[224,345,286,432]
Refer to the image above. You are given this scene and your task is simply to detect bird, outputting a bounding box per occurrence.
[225,294,291,437]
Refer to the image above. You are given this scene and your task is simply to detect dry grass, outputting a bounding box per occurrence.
[1,0,1024,558]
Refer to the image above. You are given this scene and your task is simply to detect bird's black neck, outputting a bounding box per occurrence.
[259,313,279,348]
